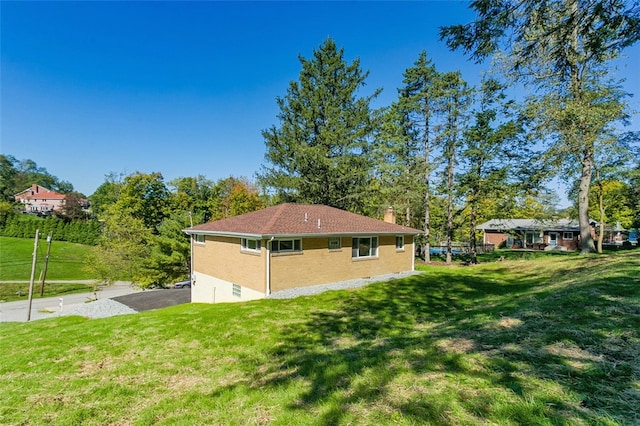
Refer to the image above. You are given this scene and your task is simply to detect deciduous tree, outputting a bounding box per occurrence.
[113,172,169,231]
[441,0,640,253]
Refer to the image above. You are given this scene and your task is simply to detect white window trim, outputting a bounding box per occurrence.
[395,235,405,251]
[272,239,302,253]
[241,238,261,253]
[193,234,205,245]
[328,237,342,250]
[352,236,379,259]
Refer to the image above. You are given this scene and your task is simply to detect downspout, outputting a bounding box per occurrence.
[266,236,274,296]
[411,236,415,271]
[190,234,194,287]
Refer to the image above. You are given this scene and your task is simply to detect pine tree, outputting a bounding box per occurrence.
[394,51,442,261]
[258,38,381,212]
[458,78,521,263]
[436,72,472,264]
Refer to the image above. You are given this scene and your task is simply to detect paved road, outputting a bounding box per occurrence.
[0,281,143,322]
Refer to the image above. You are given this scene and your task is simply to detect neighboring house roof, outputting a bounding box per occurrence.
[477,218,582,232]
[186,203,422,238]
[14,184,66,201]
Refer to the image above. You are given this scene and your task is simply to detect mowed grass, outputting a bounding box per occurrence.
[0,236,93,281]
[1,252,638,425]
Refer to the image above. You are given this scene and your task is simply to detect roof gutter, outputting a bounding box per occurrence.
[184,230,422,238]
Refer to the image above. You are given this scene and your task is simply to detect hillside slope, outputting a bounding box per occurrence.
[1,251,638,425]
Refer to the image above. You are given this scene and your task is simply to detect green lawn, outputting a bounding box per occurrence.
[0,236,94,281]
[1,251,638,425]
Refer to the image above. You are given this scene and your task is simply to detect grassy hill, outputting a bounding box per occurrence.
[0,236,94,281]
[1,252,638,425]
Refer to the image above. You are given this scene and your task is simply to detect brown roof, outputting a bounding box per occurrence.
[186,203,422,237]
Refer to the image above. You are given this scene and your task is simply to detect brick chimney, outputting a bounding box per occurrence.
[383,206,396,224]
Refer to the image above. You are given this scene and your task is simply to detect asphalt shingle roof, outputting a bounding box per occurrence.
[186,203,422,237]
[477,218,581,231]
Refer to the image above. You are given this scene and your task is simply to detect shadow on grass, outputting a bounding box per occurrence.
[235,253,640,424]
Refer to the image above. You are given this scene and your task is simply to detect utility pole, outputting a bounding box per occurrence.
[39,233,53,297]
[26,229,40,322]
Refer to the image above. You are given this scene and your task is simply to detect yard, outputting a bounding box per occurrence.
[0,251,638,425]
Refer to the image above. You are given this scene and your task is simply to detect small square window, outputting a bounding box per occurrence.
[562,232,573,240]
[194,234,205,244]
[328,237,341,250]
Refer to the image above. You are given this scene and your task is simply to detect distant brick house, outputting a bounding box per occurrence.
[14,184,67,214]
[477,218,590,251]
[184,203,422,303]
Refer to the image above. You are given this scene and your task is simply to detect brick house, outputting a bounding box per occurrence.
[14,184,67,214]
[184,203,422,303]
[477,218,587,251]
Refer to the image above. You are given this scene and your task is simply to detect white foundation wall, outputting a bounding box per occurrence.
[191,272,265,304]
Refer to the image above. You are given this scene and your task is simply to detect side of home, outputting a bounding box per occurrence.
[185,204,421,303]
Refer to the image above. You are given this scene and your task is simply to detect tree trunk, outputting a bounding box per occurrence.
[578,159,596,253]
[424,184,431,263]
[405,205,411,227]
[446,128,455,265]
[569,0,595,254]
[469,188,479,264]
[597,182,605,254]
[446,159,454,265]
[424,113,431,264]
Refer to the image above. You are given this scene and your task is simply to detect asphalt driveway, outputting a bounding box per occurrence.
[112,288,191,312]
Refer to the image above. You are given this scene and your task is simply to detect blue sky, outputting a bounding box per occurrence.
[2,1,638,202]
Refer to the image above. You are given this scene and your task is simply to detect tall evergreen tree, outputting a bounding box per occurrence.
[394,51,442,262]
[436,71,472,264]
[258,38,381,212]
[441,0,640,253]
[458,78,521,263]
[373,102,423,227]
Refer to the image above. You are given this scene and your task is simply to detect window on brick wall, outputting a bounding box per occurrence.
[272,239,302,253]
[328,237,341,250]
[241,238,261,252]
[352,237,378,258]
